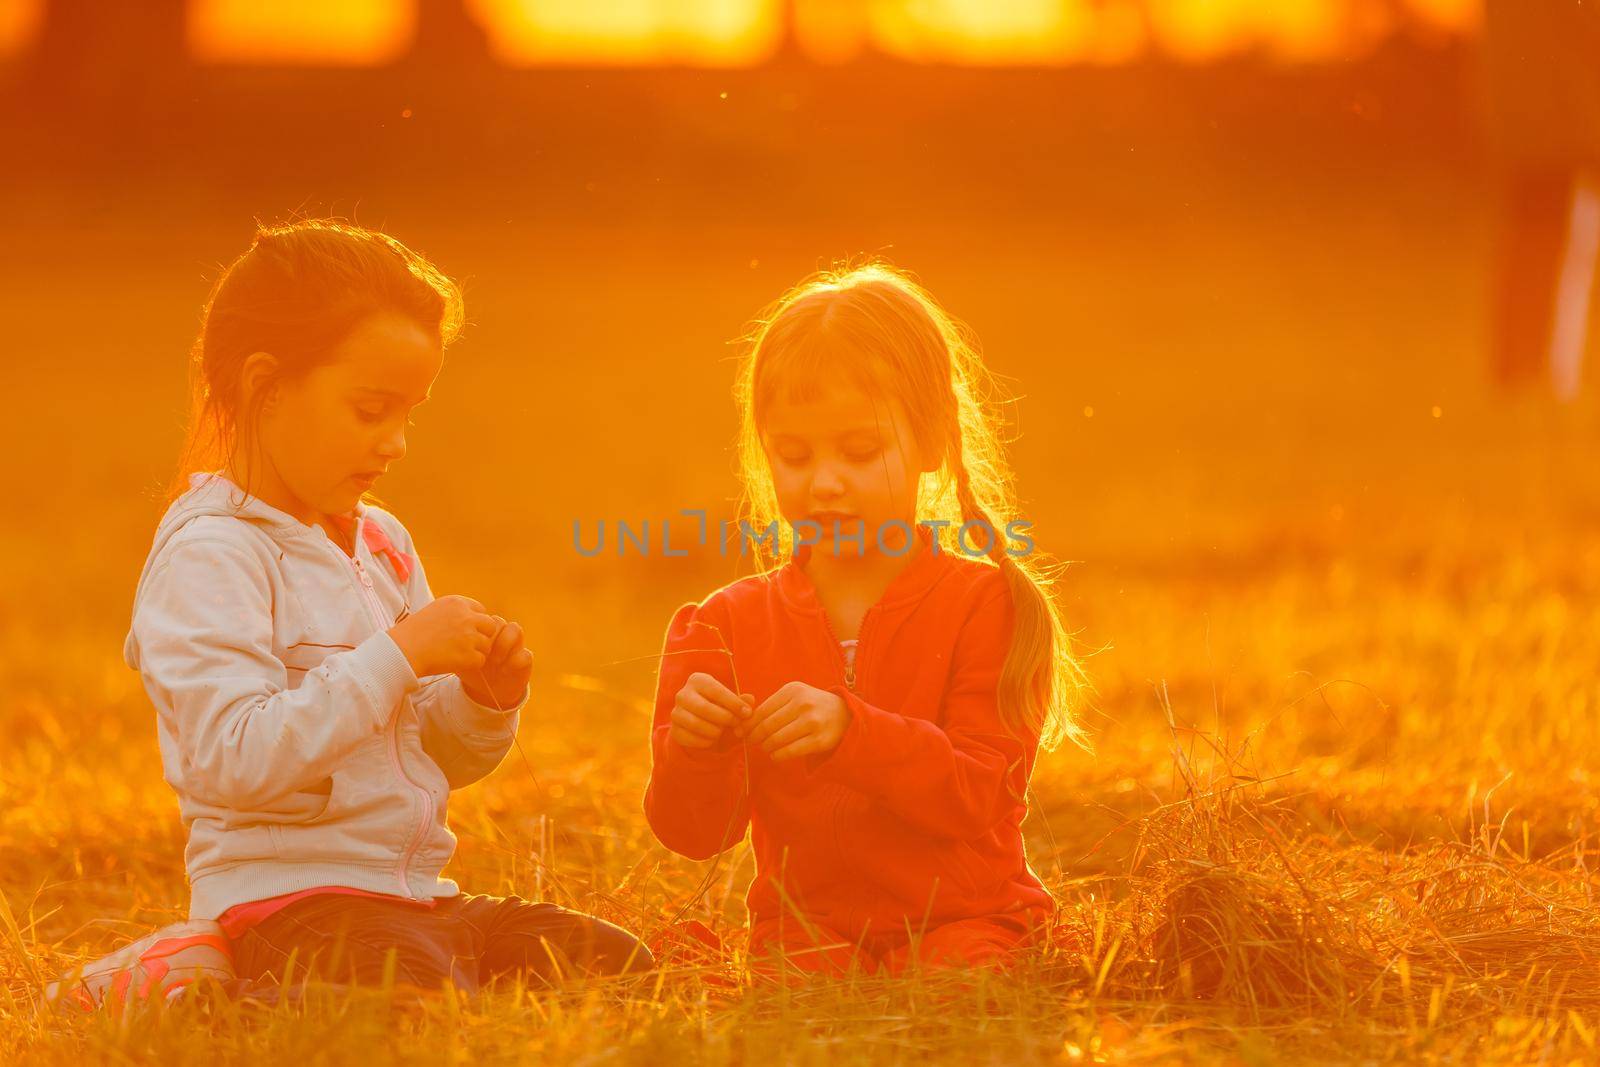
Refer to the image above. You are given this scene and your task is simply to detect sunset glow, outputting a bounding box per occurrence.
[189,0,416,66]
[0,0,1484,66]
[869,0,1105,65]
[0,0,39,57]
[1152,0,1348,62]
[470,0,779,66]
[4,0,1591,1052]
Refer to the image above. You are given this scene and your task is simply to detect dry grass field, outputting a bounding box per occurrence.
[4,151,1600,1063]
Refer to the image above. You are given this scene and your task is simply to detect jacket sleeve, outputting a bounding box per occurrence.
[809,582,1035,841]
[389,520,525,791]
[642,597,750,860]
[133,536,420,811]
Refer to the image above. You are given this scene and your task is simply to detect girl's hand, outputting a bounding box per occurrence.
[744,682,852,762]
[387,595,500,678]
[460,616,533,710]
[670,672,755,750]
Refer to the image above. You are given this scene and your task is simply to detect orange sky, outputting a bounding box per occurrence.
[0,0,1482,67]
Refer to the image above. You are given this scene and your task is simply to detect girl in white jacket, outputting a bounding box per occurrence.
[71,220,649,1005]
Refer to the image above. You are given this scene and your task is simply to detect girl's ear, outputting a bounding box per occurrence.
[239,351,282,410]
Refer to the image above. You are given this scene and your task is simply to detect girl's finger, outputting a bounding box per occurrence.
[680,693,736,726]
[746,684,798,728]
[512,648,533,670]
[480,637,505,670]
[768,736,819,763]
[487,622,520,664]
[760,718,811,754]
[691,674,748,716]
[752,682,800,720]
[748,699,802,746]
[671,724,715,749]
[670,705,721,736]
[670,706,722,739]
[474,614,503,638]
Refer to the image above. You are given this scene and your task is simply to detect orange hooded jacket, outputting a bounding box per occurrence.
[643,530,1053,945]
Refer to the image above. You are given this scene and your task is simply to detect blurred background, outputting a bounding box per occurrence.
[1,0,1597,801]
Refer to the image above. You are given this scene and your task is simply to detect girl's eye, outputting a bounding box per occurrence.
[776,450,810,466]
[845,449,881,463]
[355,405,386,423]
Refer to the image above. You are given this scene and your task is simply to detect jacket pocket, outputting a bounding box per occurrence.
[264,778,337,856]
[261,733,391,862]
[229,776,333,824]
[291,776,335,821]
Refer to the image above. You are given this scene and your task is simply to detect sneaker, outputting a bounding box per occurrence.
[47,920,234,1012]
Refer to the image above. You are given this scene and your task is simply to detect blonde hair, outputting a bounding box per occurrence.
[734,262,1092,753]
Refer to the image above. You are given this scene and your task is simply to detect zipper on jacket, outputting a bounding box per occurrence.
[852,610,876,695]
[816,604,870,880]
[816,607,860,692]
[332,519,435,899]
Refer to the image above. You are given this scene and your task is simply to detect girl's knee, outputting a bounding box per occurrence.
[880,916,1036,975]
[748,921,871,979]
[585,919,655,975]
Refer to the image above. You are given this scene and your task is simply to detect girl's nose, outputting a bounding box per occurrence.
[809,461,846,497]
[378,427,407,460]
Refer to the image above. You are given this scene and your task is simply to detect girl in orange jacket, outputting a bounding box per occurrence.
[644,264,1092,976]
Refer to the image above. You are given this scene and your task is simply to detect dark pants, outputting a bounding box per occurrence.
[229,892,653,996]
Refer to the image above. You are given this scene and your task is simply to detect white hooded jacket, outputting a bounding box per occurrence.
[124,472,525,920]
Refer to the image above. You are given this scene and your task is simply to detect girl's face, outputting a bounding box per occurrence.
[251,311,443,523]
[760,379,931,559]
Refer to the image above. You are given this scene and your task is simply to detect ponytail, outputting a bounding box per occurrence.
[949,420,1091,753]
